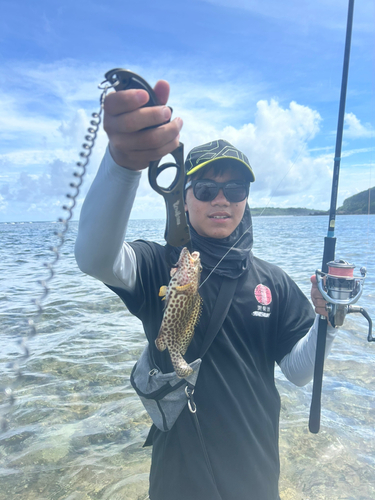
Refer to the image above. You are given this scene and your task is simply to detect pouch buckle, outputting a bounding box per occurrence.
[185,384,197,413]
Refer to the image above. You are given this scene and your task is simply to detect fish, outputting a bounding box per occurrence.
[155,247,202,378]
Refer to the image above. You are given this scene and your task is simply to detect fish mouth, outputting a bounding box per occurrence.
[190,251,200,264]
[178,248,200,266]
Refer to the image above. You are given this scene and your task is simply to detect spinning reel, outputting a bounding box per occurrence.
[316,259,373,341]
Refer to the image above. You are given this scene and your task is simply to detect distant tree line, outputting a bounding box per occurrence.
[252,186,374,216]
[337,186,375,214]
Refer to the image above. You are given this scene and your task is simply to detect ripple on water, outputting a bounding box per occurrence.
[1,217,374,499]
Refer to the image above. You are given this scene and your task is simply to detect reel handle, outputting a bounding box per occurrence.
[347,306,374,342]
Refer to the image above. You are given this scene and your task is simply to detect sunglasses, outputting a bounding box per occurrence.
[185,179,249,203]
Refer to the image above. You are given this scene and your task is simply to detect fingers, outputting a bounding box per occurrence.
[109,117,182,152]
[104,89,150,115]
[310,274,328,317]
[104,80,170,117]
[105,104,172,134]
[311,293,328,317]
[102,80,182,170]
[109,124,182,171]
[154,80,170,105]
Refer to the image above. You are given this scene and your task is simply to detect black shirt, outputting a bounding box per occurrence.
[108,240,315,500]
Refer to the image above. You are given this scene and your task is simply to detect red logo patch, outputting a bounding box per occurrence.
[254,284,272,305]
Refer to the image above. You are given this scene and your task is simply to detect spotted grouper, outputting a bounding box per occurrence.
[155,247,202,378]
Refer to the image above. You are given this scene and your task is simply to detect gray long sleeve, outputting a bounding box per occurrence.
[279,315,337,386]
[75,146,140,290]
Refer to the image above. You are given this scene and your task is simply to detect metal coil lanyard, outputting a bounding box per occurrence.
[0,83,112,431]
[0,69,191,431]
[1,68,192,430]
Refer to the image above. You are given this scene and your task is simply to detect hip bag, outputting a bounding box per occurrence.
[130,276,238,432]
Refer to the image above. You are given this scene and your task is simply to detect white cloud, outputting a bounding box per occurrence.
[180,98,327,205]
[0,149,77,166]
[0,60,109,158]
[0,194,7,213]
[0,65,109,221]
[0,87,355,218]
[340,147,375,157]
[0,96,61,144]
[0,59,372,221]
[344,112,374,139]
[128,101,328,214]
[1,160,75,202]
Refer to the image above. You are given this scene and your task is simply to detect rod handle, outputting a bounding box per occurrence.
[309,316,328,433]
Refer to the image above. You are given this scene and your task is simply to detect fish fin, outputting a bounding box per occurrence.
[179,338,191,356]
[176,283,192,292]
[169,346,193,378]
[180,295,202,355]
[170,267,178,277]
[179,325,195,355]
[155,332,167,352]
[159,285,168,297]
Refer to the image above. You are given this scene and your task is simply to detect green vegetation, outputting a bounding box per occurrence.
[251,207,327,216]
[337,186,375,214]
[252,186,374,216]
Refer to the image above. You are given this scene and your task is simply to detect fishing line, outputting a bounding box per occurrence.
[364,61,375,270]
[360,33,375,271]
[199,131,317,288]
[363,162,373,272]
[198,223,252,288]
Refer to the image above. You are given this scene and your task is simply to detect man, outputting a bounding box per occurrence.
[75,80,334,500]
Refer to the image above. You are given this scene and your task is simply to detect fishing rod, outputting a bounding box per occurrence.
[308,0,373,434]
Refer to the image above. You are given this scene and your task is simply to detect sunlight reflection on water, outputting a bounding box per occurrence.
[0,215,374,499]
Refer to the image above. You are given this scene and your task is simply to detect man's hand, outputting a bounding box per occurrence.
[310,275,329,319]
[103,80,183,170]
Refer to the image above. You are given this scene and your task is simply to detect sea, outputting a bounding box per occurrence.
[0,215,374,500]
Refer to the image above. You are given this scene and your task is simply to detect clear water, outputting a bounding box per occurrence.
[0,215,374,500]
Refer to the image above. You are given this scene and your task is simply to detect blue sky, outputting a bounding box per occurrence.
[0,0,374,221]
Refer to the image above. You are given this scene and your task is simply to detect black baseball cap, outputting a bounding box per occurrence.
[185,139,255,182]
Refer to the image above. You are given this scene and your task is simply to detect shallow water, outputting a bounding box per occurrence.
[0,215,374,500]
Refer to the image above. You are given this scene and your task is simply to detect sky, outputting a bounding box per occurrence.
[0,0,374,222]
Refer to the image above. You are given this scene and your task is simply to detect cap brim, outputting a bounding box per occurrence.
[186,156,255,182]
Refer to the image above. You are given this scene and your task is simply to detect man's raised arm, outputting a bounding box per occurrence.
[74,80,183,290]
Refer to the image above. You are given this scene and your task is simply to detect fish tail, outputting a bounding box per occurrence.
[155,331,167,351]
[175,362,193,378]
[169,346,193,378]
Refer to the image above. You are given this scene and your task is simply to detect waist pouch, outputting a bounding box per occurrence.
[130,276,237,432]
[130,344,201,431]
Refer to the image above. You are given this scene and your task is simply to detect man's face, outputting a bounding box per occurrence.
[184,167,248,239]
